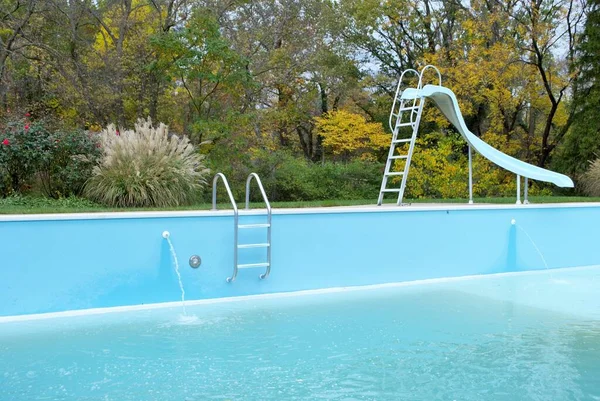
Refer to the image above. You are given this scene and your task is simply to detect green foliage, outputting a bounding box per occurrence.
[401,132,551,199]
[84,119,210,207]
[0,194,102,212]
[0,0,592,203]
[554,1,600,175]
[245,151,383,202]
[0,120,53,195]
[0,118,101,198]
[581,158,600,196]
[150,8,253,142]
[38,130,102,198]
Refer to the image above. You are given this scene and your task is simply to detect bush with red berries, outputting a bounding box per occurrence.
[0,118,101,197]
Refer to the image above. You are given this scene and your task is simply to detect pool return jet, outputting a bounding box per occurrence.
[378,65,574,206]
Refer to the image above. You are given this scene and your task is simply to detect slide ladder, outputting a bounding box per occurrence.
[378,67,441,205]
[212,173,272,283]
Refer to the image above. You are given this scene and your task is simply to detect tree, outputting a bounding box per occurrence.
[151,7,252,142]
[555,0,600,174]
[314,110,388,161]
[511,0,586,167]
[0,0,38,110]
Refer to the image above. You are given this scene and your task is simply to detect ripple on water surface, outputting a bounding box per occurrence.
[1,266,600,401]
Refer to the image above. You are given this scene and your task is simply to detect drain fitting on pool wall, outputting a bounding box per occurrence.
[189,255,202,268]
[162,231,170,239]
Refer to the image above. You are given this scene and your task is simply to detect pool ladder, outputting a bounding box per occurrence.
[212,173,272,282]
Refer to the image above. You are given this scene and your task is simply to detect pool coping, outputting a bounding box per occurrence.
[1,201,600,222]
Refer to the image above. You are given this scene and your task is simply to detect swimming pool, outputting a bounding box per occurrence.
[1,203,600,399]
[2,266,599,400]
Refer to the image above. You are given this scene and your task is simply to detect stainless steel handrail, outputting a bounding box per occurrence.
[212,173,240,282]
[245,173,272,279]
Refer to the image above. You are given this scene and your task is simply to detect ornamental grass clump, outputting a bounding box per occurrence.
[581,158,600,197]
[84,118,209,207]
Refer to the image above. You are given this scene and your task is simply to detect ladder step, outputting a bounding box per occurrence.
[238,223,271,229]
[238,262,270,269]
[238,243,270,249]
[397,122,414,128]
[385,172,404,176]
[390,155,408,160]
[381,189,402,192]
[399,107,419,112]
[392,138,412,144]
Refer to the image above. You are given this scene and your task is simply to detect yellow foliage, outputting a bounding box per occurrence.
[93,0,156,54]
[314,110,388,160]
[393,133,549,199]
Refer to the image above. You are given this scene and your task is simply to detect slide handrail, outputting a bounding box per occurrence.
[389,68,420,132]
[418,65,442,89]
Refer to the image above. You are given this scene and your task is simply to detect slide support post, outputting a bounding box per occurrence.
[524,177,529,204]
[516,175,522,205]
[468,145,473,204]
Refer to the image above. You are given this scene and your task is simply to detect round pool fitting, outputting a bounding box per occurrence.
[189,255,202,268]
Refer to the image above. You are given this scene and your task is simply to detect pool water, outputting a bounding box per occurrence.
[2,267,600,401]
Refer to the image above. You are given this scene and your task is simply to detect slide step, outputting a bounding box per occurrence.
[238,262,270,269]
[390,155,408,160]
[385,172,404,176]
[238,223,270,229]
[397,122,414,128]
[392,138,412,144]
[238,243,270,249]
[381,189,402,193]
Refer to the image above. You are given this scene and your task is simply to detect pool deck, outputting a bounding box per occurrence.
[1,201,600,221]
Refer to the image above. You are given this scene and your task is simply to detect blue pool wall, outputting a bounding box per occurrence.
[1,204,599,317]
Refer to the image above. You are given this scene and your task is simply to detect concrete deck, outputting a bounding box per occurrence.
[1,201,600,222]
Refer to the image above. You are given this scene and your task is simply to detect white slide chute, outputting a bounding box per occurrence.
[402,85,574,187]
[378,66,574,206]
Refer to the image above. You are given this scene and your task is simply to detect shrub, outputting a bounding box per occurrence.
[84,118,210,207]
[0,119,101,198]
[245,150,383,202]
[208,131,553,204]
[38,130,102,198]
[581,158,600,196]
[0,120,53,196]
[404,132,550,199]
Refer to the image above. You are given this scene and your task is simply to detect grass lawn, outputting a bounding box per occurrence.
[1,195,600,214]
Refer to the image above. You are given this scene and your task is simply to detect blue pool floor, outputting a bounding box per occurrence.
[1,266,600,401]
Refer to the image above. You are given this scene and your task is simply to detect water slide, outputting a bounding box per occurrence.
[401,84,574,188]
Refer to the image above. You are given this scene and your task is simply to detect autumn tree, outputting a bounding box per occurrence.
[151,7,252,142]
[555,0,600,174]
[314,110,388,161]
[0,0,38,110]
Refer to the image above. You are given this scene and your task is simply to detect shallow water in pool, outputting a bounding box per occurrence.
[1,267,600,401]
